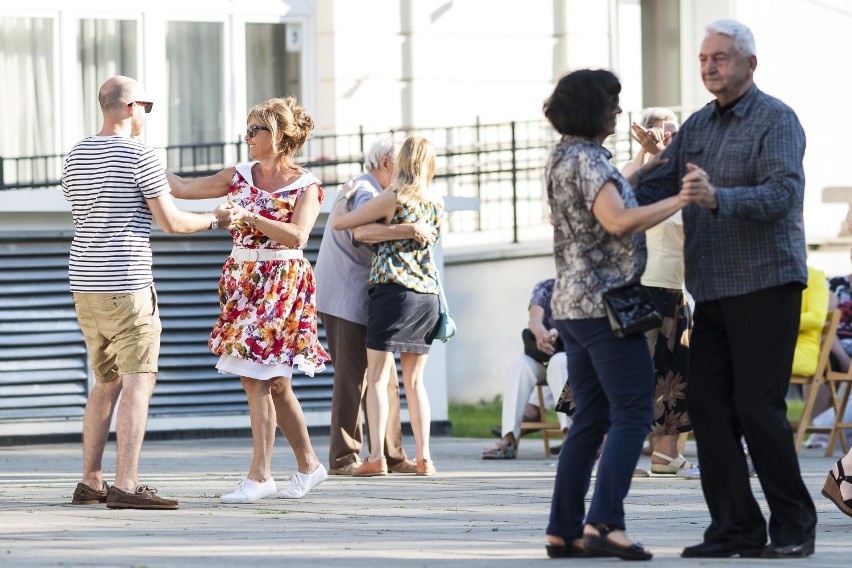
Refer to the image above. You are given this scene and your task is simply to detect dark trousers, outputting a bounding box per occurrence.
[547,317,654,540]
[687,284,816,546]
[320,312,408,469]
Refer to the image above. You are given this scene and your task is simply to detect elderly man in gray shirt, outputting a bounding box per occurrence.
[636,19,816,559]
[315,138,436,475]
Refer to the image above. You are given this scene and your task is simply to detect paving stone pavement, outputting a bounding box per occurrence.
[0,436,848,567]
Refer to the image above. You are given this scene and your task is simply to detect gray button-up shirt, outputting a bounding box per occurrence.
[315,172,383,325]
[636,84,807,302]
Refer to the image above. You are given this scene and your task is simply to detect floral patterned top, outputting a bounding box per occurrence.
[529,279,555,329]
[546,135,647,320]
[369,190,444,294]
[208,163,330,376]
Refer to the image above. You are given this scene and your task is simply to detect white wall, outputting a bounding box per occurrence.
[443,247,555,403]
[315,0,633,134]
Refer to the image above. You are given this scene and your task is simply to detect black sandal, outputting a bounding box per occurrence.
[545,537,590,558]
[582,523,652,561]
[822,459,852,518]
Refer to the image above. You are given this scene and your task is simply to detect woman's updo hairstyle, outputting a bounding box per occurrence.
[543,69,621,138]
[247,96,314,167]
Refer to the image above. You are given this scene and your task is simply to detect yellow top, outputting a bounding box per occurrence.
[792,266,829,376]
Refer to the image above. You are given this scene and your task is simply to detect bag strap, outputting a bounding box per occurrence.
[432,269,450,315]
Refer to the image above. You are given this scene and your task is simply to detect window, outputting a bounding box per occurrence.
[0,18,55,158]
[245,23,302,107]
[78,19,138,139]
[166,21,224,145]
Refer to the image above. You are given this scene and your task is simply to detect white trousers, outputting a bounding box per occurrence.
[501,352,570,439]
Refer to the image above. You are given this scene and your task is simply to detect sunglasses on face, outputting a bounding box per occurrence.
[127,101,153,113]
[246,125,271,138]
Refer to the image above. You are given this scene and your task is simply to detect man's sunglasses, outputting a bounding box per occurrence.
[246,125,271,138]
[128,101,153,113]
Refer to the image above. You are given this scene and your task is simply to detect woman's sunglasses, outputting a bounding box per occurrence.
[246,125,271,138]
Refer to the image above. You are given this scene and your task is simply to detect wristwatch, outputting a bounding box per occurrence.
[209,215,218,230]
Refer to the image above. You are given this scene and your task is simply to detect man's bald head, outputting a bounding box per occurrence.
[98,76,140,116]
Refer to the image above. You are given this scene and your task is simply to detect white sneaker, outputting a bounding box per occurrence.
[275,464,328,499]
[676,465,701,479]
[220,477,277,504]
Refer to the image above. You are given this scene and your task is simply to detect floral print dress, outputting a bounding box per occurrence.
[209,163,330,379]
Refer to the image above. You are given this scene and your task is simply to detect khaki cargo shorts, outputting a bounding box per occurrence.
[72,285,162,383]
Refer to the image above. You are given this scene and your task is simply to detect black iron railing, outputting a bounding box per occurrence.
[0,119,647,241]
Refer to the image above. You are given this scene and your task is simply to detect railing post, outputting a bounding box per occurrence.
[475,116,482,231]
[0,156,5,191]
[358,125,365,155]
[511,120,518,244]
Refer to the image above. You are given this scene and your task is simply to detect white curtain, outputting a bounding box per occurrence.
[246,23,291,108]
[0,17,54,164]
[166,21,223,147]
[78,19,138,139]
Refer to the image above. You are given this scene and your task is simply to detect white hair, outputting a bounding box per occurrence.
[363,137,399,171]
[705,19,756,57]
[640,107,679,129]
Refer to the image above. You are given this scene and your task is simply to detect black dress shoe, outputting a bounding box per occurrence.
[761,538,815,558]
[681,540,765,558]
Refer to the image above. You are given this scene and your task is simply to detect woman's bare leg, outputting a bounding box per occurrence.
[241,377,276,482]
[365,349,394,463]
[400,352,431,462]
[270,376,321,474]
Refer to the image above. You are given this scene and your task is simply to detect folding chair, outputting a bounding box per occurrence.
[519,378,564,457]
[823,328,852,457]
[790,309,840,453]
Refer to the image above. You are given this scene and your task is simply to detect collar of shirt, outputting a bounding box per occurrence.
[711,83,758,119]
[559,134,612,160]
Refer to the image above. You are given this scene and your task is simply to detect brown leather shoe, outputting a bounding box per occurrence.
[328,461,363,475]
[352,457,388,477]
[72,481,109,505]
[387,459,417,474]
[106,485,179,510]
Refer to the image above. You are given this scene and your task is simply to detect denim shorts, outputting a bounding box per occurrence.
[72,286,162,382]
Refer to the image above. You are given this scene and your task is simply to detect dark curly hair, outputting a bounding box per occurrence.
[543,69,621,137]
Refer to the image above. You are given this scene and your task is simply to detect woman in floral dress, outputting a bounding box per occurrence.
[167,97,330,503]
[330,135,444,477]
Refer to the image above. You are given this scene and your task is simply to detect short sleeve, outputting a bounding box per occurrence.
[578,150,617,210]
[135,146,170,200]
[351,186,379,210]
[529,279,553,310]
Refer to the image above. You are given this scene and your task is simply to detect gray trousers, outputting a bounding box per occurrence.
[320,312,408,469]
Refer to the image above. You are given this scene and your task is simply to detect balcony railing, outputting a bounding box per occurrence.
[0,118,648,242]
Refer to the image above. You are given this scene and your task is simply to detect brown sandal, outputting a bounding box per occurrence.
[821,459,852,518]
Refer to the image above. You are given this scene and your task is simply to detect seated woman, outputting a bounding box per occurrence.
[482,278,571,459]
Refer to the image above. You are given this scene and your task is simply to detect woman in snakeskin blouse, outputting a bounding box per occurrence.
[542,69,688,561]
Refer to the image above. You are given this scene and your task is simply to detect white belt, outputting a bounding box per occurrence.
[230,247,303,262]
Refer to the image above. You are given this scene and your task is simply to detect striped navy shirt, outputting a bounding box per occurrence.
[62,136,170,293]
[636,84,808,302]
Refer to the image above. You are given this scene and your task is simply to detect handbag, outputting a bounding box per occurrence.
[433,270,457,342]
[602,280,662,338]
[522,328,564,364]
